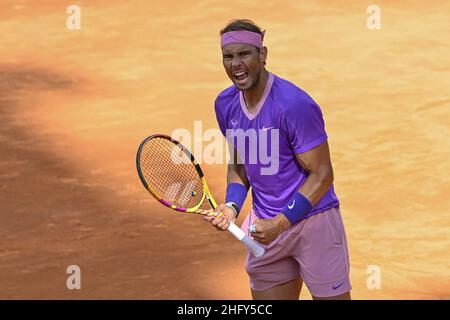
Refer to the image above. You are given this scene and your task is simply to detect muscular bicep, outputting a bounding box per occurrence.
[295,141,333,176]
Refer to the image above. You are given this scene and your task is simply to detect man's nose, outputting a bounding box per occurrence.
[231,56,243,68]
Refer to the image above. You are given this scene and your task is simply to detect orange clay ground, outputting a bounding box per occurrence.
[0,0,449,299]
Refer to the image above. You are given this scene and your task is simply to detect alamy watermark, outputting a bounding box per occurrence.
[66,265,81,290]
[66,5,81,30]
[366,265,382,290]
[367,5,381,30]
[171,121,280,176]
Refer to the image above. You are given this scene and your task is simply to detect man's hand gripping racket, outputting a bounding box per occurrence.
[136,134,265,257]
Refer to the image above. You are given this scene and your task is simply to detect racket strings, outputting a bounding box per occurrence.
[139,137,204,209]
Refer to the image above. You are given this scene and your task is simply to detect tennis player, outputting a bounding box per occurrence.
[205,19,351,300]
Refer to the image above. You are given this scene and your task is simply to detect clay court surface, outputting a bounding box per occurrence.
[0,1,449,299]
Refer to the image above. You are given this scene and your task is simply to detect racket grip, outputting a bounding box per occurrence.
[227,222,265,257]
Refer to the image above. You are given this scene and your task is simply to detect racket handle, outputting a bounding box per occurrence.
[227,222,265,258]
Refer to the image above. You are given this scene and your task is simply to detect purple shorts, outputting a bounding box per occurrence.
[241,206,351,298]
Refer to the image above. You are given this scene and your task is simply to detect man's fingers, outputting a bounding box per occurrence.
[249,221,267,243]
[217,218,230,230]
[204,211,218,221]
[212,215,225,226]
[203,203,232,231]
[207,210,220,217]
[252,233,268,245]
[252,233,264,241]
[249,219,261,234]
[210,214,230,230]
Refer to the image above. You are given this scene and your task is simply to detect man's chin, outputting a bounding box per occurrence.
[234,80,252,91]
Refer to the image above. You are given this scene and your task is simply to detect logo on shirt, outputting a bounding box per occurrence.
[262,126,274,131]
[332,282,344,290]
[231,119,238,128]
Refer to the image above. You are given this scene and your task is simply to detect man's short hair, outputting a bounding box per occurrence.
[220,19,264,37]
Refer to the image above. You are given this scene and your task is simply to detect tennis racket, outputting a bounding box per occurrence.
[136,134,265,257]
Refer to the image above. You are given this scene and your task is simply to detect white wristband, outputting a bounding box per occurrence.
[225,201,239,218]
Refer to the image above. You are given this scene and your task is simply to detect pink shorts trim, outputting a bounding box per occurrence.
[241,206,351,298]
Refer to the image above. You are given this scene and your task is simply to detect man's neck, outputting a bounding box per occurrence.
[243,70,269,111]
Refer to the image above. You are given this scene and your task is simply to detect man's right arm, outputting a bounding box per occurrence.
[227,145,250,188]
[205,146,249,231]
[209,100,249,230]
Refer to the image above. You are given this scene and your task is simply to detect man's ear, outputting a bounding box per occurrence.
[260,46,268,65]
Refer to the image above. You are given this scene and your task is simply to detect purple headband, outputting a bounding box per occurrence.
[221,30,265,48]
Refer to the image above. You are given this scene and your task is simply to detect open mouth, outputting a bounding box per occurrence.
[233,71,249,85]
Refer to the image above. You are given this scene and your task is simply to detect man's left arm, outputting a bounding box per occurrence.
[251,141,334,244]
[295,140,334,205]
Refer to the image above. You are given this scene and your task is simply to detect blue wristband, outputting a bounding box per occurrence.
[225,183,248,212]
[281,192,312,225]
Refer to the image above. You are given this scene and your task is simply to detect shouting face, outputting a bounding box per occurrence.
[222,43,267,91]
